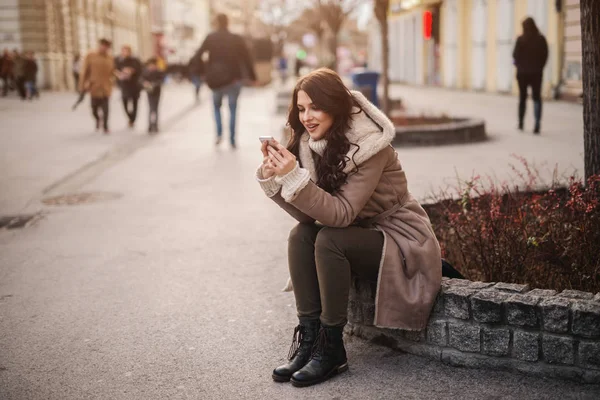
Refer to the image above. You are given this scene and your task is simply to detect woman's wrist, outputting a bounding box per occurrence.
[256,164,281,197]
[275,163,311,202]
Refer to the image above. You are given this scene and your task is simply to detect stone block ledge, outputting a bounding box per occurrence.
[346,277,600,384]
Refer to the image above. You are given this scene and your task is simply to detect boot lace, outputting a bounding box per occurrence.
[287,325,305,360]
[311,328,329,361]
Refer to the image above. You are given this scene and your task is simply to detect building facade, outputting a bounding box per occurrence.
[149,0,210,66]
[0,0,152,90]
[369,0,583,100]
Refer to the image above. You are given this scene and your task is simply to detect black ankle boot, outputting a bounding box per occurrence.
[272,318,320,382]
[290,324,348,387]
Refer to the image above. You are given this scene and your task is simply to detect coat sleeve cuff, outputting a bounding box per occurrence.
[255,164,281,198]
[275,163,311,202]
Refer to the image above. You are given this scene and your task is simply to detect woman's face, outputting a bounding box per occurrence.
[296,90,334,141]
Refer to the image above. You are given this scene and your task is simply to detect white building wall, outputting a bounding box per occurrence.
[0,0,22,51]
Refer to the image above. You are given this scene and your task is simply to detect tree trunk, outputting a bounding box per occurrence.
[581,0,600,180]
[331,33,339,71]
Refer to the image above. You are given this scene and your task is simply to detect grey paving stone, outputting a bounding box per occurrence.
[559,289,595,300]
[578,341,600,370]
[470,289,511,323]
[572,301,600,338]
[448,322,480,353]
[493,282,530,293]
[481,327,510,357]
[539,297,571,333]
[444,287,479,320]
[528,289,557,297]
[543,334,575,365]
[512,330,540,362]
[426,320,448,346]
[506,294,541,327]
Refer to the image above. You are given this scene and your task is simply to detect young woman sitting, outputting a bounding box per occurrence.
[257,68,445,388]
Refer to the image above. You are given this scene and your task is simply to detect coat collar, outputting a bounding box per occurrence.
[298,90,396,182]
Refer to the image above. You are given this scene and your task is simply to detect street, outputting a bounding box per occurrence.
[0,83,598,400]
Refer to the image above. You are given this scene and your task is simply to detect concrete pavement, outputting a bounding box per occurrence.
[1,83,599,399]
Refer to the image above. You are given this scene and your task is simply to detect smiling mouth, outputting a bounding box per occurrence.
[306,124,319,132]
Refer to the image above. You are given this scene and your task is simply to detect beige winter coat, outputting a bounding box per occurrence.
[79,51,114,97]
[257,91,441,330]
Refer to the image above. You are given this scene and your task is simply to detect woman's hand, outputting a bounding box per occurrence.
[260,140,276,179]
[266,139,297,177]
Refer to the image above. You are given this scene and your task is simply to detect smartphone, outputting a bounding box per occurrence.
[259,136,274,143]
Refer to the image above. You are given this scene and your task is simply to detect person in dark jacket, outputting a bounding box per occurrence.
[13,50,26,100]
[188,51,204,102]
[193,13,257,148]
[0,49,14,96]
[141,58,165,134]
[115,45,143,128]
[23,51,39,100]
[513,17,548,134]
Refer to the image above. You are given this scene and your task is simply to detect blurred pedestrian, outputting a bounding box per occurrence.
[188,51,204,102]
[141,57,165,134]
[13,50,26,100]
[72,53,81,92]
[193,13,257,149]
[513,17,548,134]
[278,54,288,85]
[115,45,142,128]
[79,38,115,134]
[23,51,39,100]
[0,49,14,96]
[257,68,442,387]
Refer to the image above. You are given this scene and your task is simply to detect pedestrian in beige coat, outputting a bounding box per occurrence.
[257,68,443,387]
[79,38,114,133]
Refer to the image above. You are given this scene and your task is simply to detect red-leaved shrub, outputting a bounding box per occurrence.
[425,157,600,292]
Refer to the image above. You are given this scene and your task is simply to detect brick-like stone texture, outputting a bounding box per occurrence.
[348,299,364,323]
[571,301,600,338]
[559,289,594,300]
[481,327,510,357]
[468,281,495,290]
[578,341,600,370]
[506,294,540,327]
[493,282,530,293]
[362,303,376,326]
[543,334,575,365]
[594,293,600,303]
[512,331,539,362]
[539,297,571,333]
[442,278,470,288]
[432,292,444,315]
[444,287,479,320]
[528,289,557,297]
[448,322,480,353]
[470,290,511,323]
[427,320,448,346]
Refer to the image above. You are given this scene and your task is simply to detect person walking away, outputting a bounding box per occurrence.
[72,53,81,92]
[0,49,13,96]
[513,17,548,134]
[188,51,204,102]
[115,45,143,128]
[193,13,257,149]
[13,50,26,100]
[141,58,165,134]
[79,38,115,134]
[23,51,39,99]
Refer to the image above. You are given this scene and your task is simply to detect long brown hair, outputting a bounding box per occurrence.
[286,68,359,193]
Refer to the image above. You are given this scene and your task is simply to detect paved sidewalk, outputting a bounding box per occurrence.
[0,84,202,216]
[388,83,584,199]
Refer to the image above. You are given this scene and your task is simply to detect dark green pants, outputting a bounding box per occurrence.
[288,223,384,326]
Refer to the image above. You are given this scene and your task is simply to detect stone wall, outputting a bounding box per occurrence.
[346,277,600,383]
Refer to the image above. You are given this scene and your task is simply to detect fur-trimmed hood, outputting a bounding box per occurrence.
[298,90,396,181]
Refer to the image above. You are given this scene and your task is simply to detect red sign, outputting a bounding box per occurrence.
[423,10,433,40]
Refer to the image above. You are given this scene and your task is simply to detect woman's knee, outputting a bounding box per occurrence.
[288,223,318,244]
[315,227,345,254]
